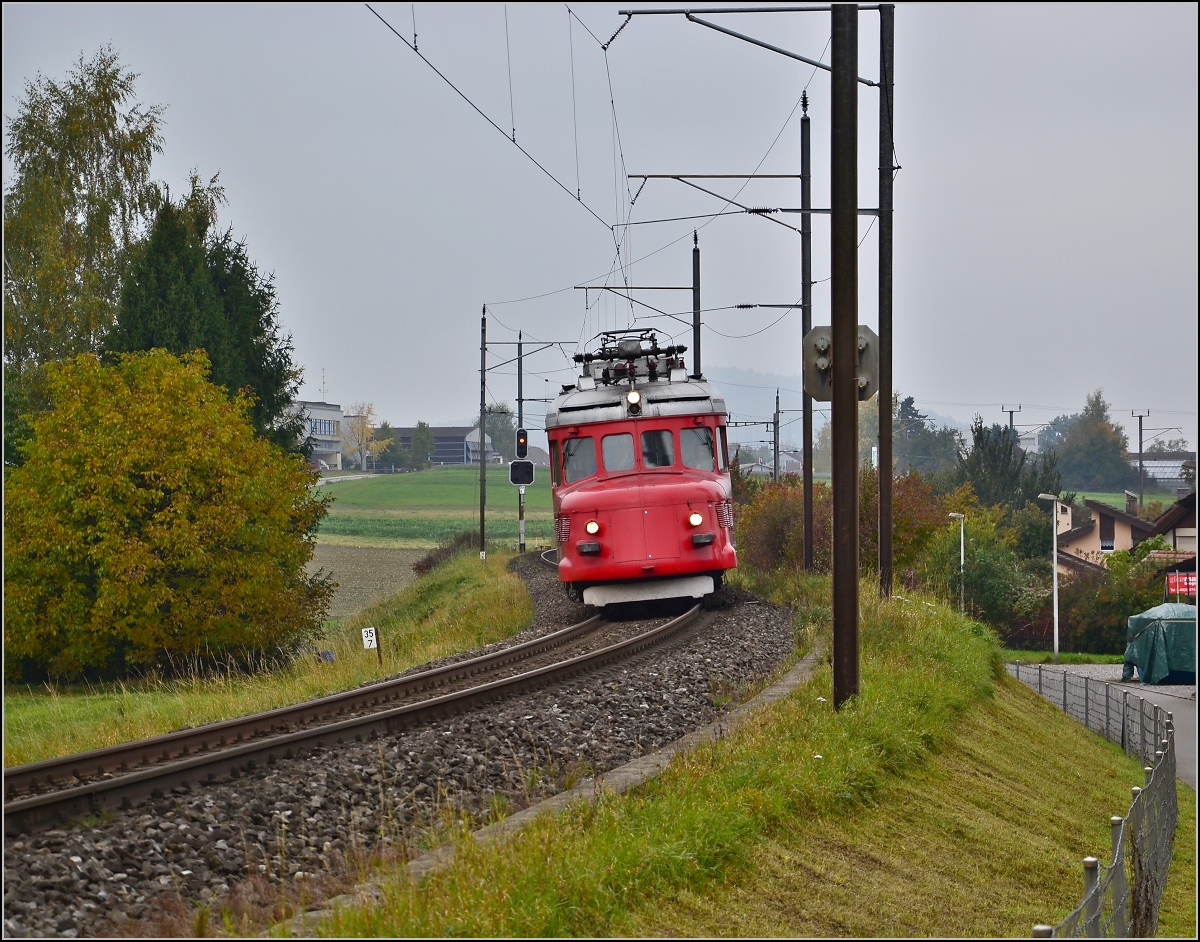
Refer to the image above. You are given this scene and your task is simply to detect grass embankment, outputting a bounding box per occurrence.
[1005,650,1126,665]
[3,552,532,768]
[317,467,555,548]
[318,573,1195,938]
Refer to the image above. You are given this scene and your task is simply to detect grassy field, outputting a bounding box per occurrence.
[1076,490,1180,511]
[318,573,1196,938]
[317,467,554,548]
[3,551,532,767]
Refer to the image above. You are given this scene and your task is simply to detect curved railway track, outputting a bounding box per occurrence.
[4,603,702,835]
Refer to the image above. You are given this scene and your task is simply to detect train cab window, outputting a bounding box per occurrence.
[681,427,715,471]
[641,429,675,468]
[549,440,561,486]
[602,433,636,472]
[562,436,597,483]
[717,426,730,472]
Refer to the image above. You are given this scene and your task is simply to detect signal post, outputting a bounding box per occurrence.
[510,427,534,552]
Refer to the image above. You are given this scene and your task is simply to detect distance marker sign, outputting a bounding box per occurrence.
[361,626,377,649]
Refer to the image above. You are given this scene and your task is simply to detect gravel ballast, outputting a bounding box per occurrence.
[3,554,797,938]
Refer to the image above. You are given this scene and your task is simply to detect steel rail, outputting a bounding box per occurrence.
[4,611,603,803]
[4,605,702,835]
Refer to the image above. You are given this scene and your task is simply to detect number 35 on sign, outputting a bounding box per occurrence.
[361,626,378,649]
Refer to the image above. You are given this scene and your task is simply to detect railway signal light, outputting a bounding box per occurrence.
[515,427,529,459]
[802,325,879,402]
[509,459,534,486]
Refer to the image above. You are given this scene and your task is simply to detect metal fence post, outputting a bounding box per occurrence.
[1121,690,1128,755]
[1105,685,1110,742]
[1111,816,1128,937]
[1084,677,1090,731]
[1038,663,1043,695]
[1140,698,1147,763]
[1130,786,1143,836]
[1063,670,1068,713]
[1083,857,1100,937]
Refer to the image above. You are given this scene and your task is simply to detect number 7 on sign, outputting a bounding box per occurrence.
[362,626,383,665]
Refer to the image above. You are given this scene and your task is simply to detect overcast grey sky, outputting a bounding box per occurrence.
[5,3,1197,451]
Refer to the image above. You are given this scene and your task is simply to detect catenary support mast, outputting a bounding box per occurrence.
[831,2,860,709]
[877,3,895,597]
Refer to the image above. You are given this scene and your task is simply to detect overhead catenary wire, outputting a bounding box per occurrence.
[489,76,820,312]
[364,3,612,231]
[568,6,581,199]
[504,5,516,142]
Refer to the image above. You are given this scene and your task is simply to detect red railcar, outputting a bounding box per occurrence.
[545,331,736,607]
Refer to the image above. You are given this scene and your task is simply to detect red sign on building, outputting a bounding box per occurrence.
[1166,572,1196,596]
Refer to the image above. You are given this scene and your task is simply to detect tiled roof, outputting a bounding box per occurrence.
[1146,492,1196,539]
[1084,499,1155,534]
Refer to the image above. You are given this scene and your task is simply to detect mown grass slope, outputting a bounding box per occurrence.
[317,572,1195,938]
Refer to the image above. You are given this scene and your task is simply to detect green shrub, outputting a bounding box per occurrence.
[3,350,332,681]
[736,468,944,577]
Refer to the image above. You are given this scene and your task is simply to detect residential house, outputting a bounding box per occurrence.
[1055,497,1155,576]
[1144,491,1196,553]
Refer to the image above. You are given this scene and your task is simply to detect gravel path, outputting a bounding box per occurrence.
[1008,661,1196,701]
[3,556,796,938]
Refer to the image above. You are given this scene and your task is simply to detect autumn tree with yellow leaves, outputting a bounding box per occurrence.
[3,350,333,680]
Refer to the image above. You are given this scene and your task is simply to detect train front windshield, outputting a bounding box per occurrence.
[680,427,715,471]
[641,429,675,468]
[562,436,597,483]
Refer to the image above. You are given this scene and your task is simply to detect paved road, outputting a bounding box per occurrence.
[315,473,376,485]
[1127,683,1196,790]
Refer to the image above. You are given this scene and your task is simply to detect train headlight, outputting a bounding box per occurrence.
[585,519,600,535]
[626,389,641,405]
[688,512,704,527]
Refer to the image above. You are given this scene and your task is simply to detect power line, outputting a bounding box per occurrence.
[365,3,612,231]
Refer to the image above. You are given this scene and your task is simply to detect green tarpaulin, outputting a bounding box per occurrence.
[1122,602,1197,684]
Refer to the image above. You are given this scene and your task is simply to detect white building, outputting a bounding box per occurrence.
[296,400,343,469]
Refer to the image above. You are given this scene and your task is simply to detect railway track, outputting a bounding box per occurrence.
[4,603,702,835]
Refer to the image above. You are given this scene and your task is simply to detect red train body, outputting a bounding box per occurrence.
[545,331,737,607]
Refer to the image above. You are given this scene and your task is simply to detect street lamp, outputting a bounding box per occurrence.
[948,513,965,615]
[1038,493,1060,665]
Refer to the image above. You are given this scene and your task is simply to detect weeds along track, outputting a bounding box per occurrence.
[4,605,702,836]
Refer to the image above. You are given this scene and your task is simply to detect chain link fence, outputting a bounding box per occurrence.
[1008,663,1179,937]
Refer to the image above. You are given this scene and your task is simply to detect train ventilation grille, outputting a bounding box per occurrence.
[716,500,735,530]
[555,515,571,543]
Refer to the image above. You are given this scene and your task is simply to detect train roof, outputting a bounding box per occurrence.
[546,331,726,430]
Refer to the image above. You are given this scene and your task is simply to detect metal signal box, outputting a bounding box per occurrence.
[802,325,878,402]
[509,459,535,486]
